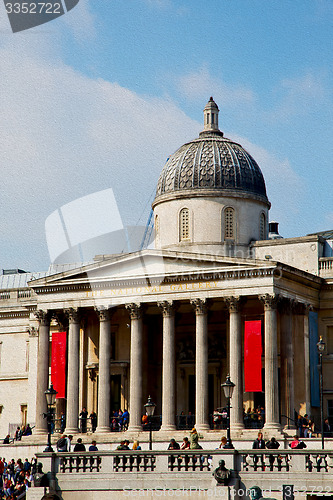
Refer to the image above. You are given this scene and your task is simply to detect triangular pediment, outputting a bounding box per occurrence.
[29,249,275,290]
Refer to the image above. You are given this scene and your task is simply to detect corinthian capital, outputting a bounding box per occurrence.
[95,306,111,322]
[191,298,207,315]
[34,310,51,326]
[157,301,176,318]
[125,303,142,320]
[259,294,279,311]
[65,307,80,324]
[225,296,242,313]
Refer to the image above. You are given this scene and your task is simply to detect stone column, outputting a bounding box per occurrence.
[260,294,281,431]
[191,298,210,432]
[65,308,80,434]
[158,301,176,431]
[303,305,311,415]
[126,303,143,432]
[34,310,51,435]
[280,298,296,429]
[95,307,112,433]
[225,297,244,431]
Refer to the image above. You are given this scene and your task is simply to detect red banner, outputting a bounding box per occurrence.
[244,320,262,392]
[51,332,67,399]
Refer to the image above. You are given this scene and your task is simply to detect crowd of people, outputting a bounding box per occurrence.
[0,456,36,499]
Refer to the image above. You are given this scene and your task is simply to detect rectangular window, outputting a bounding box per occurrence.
[21,404,27,427]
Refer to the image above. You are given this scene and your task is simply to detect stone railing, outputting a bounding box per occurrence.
[319,257,333,277]
[34,449,333,499]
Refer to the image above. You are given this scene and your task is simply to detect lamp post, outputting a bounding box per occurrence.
[221,375,235,449]
[317,337,325,450]
[144,396,156,451]
[43,383,58,453]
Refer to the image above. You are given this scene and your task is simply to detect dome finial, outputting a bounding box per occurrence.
[203,97,220,132]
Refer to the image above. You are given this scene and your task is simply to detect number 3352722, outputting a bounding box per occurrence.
[5,3,62,14]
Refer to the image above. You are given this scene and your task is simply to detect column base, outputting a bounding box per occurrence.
[231,423,245,431]
[33,428,48,436]
[160,424,177,432]
[263,422,282,432]
[127,425,143,433]
[95,426,111,434]
[195,424,210,433]
[64,427,79,435]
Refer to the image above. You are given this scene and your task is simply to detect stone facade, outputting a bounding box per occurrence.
[0,99,332,443]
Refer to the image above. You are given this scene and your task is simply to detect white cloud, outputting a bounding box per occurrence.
[268,71,330,121]
[232,135,305,235]
[0,42,199,270]
[176,65,256,107]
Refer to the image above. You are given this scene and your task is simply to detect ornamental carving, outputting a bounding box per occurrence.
[95,306,112,322]
[225,296,242,313]
[125,303,142,320]
[259,294,279,310]
[157,301,176,317]
[34,310,51,326]
[65,308,80,324]
[190,298,207,315]
[155,136,267,200]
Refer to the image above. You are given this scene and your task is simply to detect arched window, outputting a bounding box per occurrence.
[154,215,160,245]
[224,207,235,240]
[179,208,190,241]
[260,213,266,240]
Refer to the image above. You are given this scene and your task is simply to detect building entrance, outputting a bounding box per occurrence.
[110,375,121,413]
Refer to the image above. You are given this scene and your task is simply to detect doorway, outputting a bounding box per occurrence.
[110,374,121,413]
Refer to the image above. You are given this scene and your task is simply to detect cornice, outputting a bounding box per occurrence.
[0,310,30,320]
[29,266,278,295]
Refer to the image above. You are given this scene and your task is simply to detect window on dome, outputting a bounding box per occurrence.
[179,208,190,241]
[260,213,266,240]
[155,215,160,245]
[224,207,235,240]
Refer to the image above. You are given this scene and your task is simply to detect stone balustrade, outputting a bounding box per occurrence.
[31,449,333,500]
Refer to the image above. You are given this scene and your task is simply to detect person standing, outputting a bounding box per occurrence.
[80,408,88,433]
[190,428,202,449]
[252,432,266,449]
[89,412,97,433]
[74,438,86,452]
[252,431,265,467]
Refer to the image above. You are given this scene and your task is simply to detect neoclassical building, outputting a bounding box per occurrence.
[0,98,332,439]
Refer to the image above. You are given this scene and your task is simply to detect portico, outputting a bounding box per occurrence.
[30,249,317,438]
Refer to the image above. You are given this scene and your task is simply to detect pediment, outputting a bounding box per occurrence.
[28,249,274,289]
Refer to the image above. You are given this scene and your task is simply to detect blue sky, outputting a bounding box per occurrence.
[0,0,332,270]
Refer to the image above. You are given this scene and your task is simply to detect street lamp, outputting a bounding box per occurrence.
[43,383,58,453]
[317,336,326,450]
[221,375,235,449]
[144,395,156,451]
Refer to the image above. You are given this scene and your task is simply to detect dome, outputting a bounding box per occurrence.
[154,98,269,205]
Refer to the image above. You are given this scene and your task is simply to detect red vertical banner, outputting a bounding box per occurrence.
[51,332,67,399]
[244,320,262,392]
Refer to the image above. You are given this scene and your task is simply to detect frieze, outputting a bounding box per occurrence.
[30,267,276,295]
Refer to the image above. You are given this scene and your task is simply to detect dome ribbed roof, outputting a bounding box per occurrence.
[154,98,269,204]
